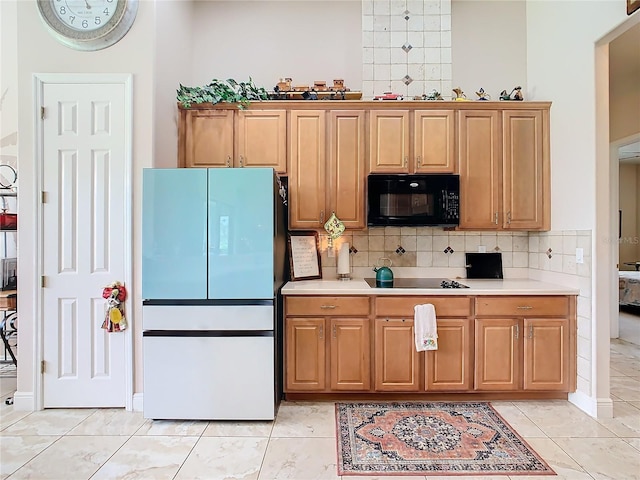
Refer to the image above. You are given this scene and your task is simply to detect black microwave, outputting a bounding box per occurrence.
[367,174,460,227]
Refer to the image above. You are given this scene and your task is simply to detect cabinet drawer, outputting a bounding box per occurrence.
[475,296,569,317]
[285,296,370,316]
[375,296,472,317]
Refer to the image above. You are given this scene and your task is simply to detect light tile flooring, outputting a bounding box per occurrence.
[1,339,638,479]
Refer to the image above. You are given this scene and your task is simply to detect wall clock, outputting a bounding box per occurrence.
[37,0,138,51]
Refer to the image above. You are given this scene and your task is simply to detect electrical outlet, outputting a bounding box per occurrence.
[327,245,335,258]
[478,245,486,253]
[576,248,584,264]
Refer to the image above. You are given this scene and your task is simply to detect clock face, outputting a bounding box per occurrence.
[37,0,138,51]
[51,0,118,32]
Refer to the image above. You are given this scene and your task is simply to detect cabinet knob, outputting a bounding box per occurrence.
[494,212,499,225]
[507,211,511,224]
[416,156,421,167]
[239,155,244,167]
[528,325,534,339]
[404,156,408,167]
[514,324,519,339]
[319,325,323,339]
[320,305,336,309]
[517,306,533,310]
[226,156,231,167]
[319,210,325,224]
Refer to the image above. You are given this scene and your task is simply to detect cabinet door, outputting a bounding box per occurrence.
[328,110,366,229]
[374,318,420,391]
[458,110,501,229]
[181,110,234,168]
[330,318,371,391]
[502,110,546,229]
[369,110,410,173]
[236,110,287,173]
[285,318,326,391]
[474,318,520,390]
[414,110,455,173]
[523,318,569,391]
[425,319,472,391]
[289,110,327,229]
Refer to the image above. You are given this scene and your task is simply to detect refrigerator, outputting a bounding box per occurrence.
[142,167,286,420]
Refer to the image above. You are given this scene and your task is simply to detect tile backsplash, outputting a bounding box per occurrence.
[319,228,592,281]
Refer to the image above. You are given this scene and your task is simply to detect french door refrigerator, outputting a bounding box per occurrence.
[142,167,286,420]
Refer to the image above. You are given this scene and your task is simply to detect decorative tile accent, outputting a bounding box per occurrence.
[547,248,553,259]
[402,42,413,53]
[349,246,358,254]
[494,246,501,252]
[444,246,454,254]
[395,246,406,255]
[403,75,413,85]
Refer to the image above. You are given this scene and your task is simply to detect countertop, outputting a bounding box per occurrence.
[281,278,579,295]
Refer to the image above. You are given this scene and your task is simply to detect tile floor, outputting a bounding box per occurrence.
[1,333,638,479]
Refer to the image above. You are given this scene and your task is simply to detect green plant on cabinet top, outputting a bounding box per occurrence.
[177,78,269,109]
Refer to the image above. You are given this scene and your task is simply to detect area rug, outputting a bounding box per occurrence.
[336,402,555,476]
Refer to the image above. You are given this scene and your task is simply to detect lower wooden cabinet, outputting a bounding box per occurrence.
[474,318,521,391]
[523,318,570,391]
[374,318,420,391]
[330,318,370,391]
[284,294,575,396]
[474,296,573,392]
[425,319,473,391]
[285,315,370,392]
[285,318,326,391]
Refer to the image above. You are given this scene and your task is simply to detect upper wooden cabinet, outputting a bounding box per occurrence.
[178,108,286,173]
[178,101,550,231]
[458,110,501,229]
[458,108,550,230]
[502,110,548,230]
[289,109,366,230]
[369,110,455,173]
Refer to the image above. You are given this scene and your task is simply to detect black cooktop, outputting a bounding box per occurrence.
[364,278,469,289]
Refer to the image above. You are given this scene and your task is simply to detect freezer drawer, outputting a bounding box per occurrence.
[142,304,274,331]
[143,333,275,420]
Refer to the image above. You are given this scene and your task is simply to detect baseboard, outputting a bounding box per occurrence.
[12,391,35,411]
[132,392,143,412]
[569,390,614,418]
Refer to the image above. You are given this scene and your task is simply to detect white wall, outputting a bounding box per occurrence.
[190,1,363,92]
[452,0,527,100]
[15,0,156,401]
[154,1,195,168]
[526,0,628,231]
[526,0,632,417]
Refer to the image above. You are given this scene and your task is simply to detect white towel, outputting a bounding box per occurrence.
[414,304,438,351]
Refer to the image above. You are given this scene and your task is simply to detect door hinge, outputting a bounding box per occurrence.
[41,360,45,374]
[41,276,46,288]
[41,106,45,120]
[41,191,47,204]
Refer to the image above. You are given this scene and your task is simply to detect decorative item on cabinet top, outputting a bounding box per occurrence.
[271,77,361,100]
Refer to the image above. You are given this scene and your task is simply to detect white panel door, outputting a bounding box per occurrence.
[42,82,128,407]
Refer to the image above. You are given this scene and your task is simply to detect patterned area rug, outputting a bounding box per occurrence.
[336,402,555,476]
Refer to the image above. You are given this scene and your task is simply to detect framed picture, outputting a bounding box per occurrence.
[628,0,640,15]
[287,231,322,281]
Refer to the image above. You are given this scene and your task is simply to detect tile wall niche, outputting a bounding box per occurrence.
[362,0,452,99]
